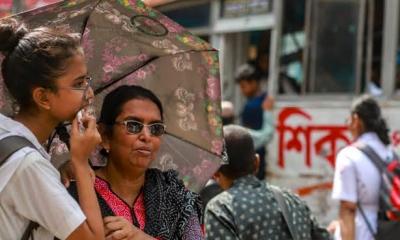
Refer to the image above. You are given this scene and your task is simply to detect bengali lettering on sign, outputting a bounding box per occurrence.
[271,106,400,226]
[276,107,351,169]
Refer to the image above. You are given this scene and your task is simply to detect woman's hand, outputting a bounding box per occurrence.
[104,216,155,240]
[70,115,101,167]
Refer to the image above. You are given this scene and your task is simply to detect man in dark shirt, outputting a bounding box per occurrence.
[204,125,330,240]
[236,63,267,179]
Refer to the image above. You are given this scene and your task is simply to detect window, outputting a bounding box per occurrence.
[307,0,360,93]
[277,0,386,96]
[162,2,211,29]
[221,0,272,18]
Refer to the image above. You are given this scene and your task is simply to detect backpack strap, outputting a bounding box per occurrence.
[354,142,387,173]
[0,136,42,240]
[0,135,35,167]
[270,186,300,240]
[354,142,384,238]
[357,202,377,238]
[21,221,40,240]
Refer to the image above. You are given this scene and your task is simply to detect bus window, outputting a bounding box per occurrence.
[277,0,380,96]
[278,0,305,95]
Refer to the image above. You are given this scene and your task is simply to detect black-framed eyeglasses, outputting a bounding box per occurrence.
[115,120,166,137]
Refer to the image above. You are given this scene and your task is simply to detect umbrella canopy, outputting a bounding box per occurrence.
[0,0,225,191]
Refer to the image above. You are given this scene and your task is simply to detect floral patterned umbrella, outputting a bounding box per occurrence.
[0,0,224,192]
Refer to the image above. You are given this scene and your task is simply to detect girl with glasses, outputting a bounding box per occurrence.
[0,19,104,239]
[69,85,203,239]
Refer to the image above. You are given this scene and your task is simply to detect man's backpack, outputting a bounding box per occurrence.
[0,135,42,240]
[355,143,400,240]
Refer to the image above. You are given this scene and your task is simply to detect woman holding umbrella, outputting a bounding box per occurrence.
[0,19,104,239]
[70,85,203,239]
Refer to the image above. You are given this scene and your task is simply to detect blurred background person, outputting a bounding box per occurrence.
[236,63,268,180]
[199,96,275,212]
[332,95,392,240]
[222,97,275,150]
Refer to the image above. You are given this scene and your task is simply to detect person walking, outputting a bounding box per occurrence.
[332,95,394,240]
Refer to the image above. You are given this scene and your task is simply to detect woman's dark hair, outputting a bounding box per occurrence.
[99,85,164,135]
[219,125,257,179]
[351,95,390,145]
[0,18,82,110]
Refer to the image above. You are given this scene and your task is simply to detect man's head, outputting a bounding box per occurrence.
[221,101,235,125]
[235,63,261,98]
[215,125,259,189]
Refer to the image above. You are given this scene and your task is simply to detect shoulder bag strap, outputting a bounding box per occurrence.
[270,186,299,240]
[0,135,41,240]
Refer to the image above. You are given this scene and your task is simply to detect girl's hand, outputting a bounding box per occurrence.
[59,160,96,187]
[104,216,155,240]
[70,115,101,167]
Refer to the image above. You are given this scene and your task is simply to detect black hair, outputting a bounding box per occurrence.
[99,85,164,135]
[351,95,390,145]
[0,18,82,111]
[222,116,234,125]
[219,125,257,179]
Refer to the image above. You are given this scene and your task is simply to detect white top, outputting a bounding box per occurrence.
[0,114,86,240]
[332,132,393,240]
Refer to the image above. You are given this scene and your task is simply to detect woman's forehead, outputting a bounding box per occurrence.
[118,98,162,121]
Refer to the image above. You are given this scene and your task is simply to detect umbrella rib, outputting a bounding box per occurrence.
[94,49,217,95]
[163,136,190,163]
[80,0,104,34]
[94,56,159,95]
[165,132,221,158]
